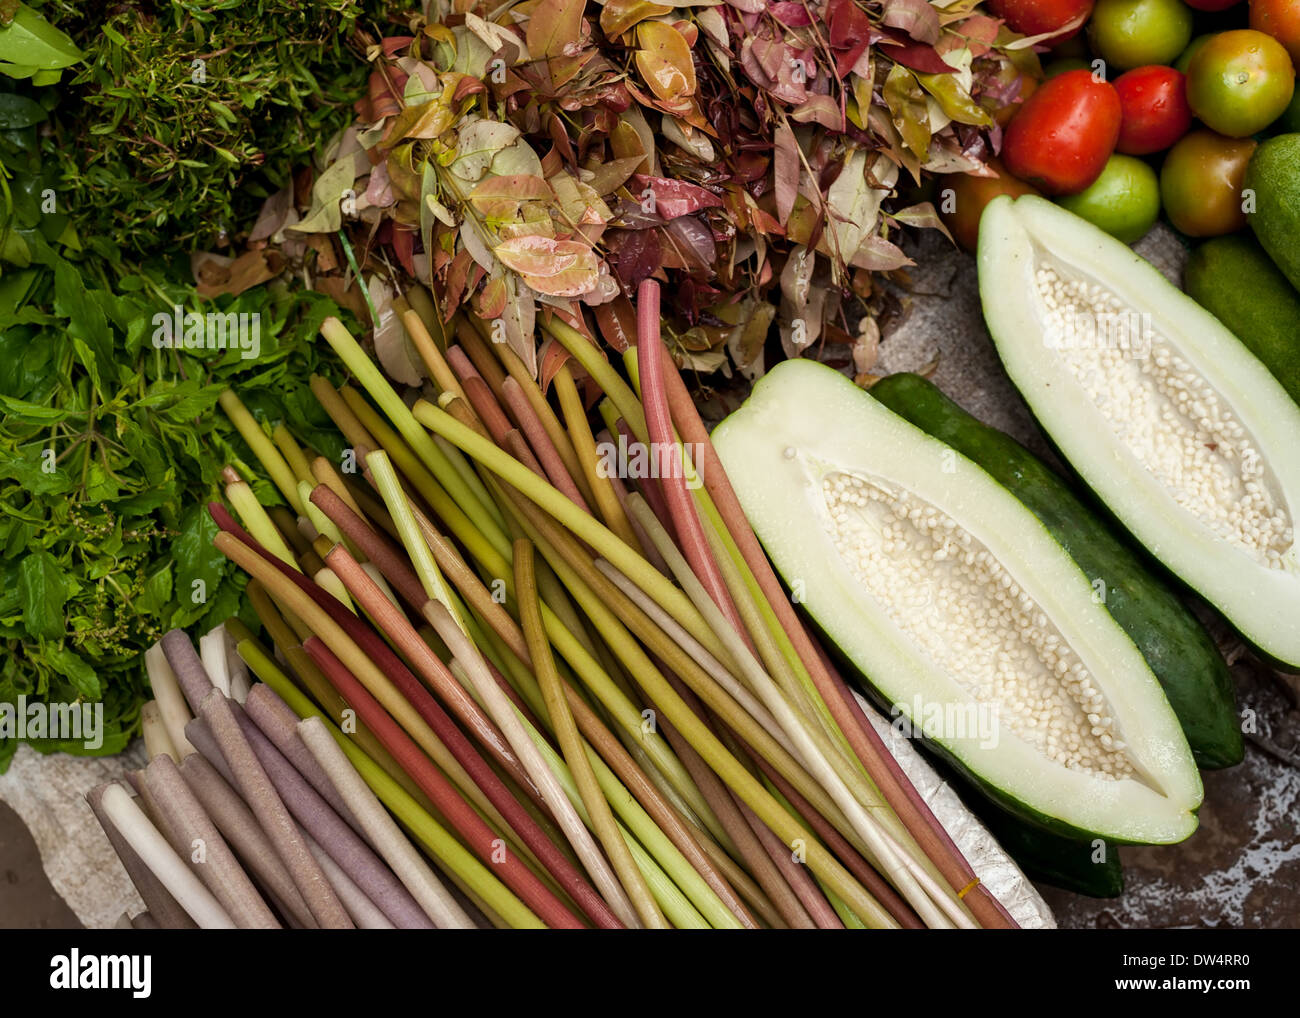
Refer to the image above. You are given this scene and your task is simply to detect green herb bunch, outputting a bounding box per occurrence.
[0,0,378,769]
[0,231,353,769]
[39,0,395,252]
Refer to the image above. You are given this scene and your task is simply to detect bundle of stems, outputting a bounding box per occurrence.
[102,286,1018,930]
[89,629,476,930]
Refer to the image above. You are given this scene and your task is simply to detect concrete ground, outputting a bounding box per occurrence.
[0,798,80,929]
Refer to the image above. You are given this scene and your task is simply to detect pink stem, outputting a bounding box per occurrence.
[501,377,591,512]
[635,279,747,640]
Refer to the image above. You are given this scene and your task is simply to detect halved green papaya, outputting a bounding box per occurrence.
[713,359,1203,844]
[979,195,1300,669]
[870,371,1242,769]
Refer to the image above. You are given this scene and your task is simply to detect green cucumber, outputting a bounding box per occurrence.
[871,372,1242,769]
[1185,235,1300,404]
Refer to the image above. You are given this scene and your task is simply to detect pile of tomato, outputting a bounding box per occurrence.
[944,0,1299,246]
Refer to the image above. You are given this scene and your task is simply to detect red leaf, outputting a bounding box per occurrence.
[879,34,955,74]
[629,175,724,219]
[592,295,638,352]
[391,227,417,279]
[536,337,573,392]
[609,228,662,289]
[770,2,814,25]
[828,0,874,78]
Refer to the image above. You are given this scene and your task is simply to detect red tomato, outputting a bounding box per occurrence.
[988,0,1095,39]
[1114,66,1193,154]
[1251,0,1300,64]
[1002,70,1123,195]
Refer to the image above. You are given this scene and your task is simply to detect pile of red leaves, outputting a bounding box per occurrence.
[241,0,1038,380]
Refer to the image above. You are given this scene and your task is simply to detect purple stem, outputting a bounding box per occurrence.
[198,689,354,929]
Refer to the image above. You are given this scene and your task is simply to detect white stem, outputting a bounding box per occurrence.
[99,784,234,929]
[298,716,475,930]
[143,645,196,758]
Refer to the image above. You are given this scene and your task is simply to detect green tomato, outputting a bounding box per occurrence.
[1175,34,1214,74]
[1043,58,1093,79]
[1186,30,1296,137]
[1057,153,1161,242]
[1089,0,1194,70]
[1159,130,1255,236]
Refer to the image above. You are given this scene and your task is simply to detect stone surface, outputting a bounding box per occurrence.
[0,743,145,929]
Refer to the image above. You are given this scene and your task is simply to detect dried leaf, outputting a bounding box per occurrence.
[773,120,800,227]
[881,0,942,44]
[581,155,645,197]
[465,13,531,61]
[789,94,843,130]
[661,115,715,162]
[369,277,424,385]
[823,149,881,269]
[888,200,955,244]
[248,187,293,244]
[494,235,600,296]
[194,249,282,299]
[852,316,881,375]
[387,96,458,144]
[450,119,523,182]
[849,233,913,271]
[290,152,365,234]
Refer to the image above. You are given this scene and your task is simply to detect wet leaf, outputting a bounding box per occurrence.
[629,174,722,219]
[601,0,673,38]
[494,235,600,296]
[883,63,931,160]
[635,21,697,105]
[527,0,587,58]
[916,70,993,127]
